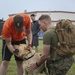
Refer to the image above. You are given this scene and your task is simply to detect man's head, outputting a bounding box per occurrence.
[38,15,51,32]
[30,14,36,21]
[13,15,24,32]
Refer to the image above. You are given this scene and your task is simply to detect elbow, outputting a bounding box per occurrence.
[42,54,48,60]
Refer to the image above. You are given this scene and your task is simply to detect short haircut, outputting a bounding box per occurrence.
[30,14,36,16]
[38,15,51,23]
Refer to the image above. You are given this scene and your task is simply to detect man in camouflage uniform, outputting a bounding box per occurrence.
[27,15,74,75]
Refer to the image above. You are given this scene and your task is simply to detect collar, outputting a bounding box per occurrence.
[23,53,35,60]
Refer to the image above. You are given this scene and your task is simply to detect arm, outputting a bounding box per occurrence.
[33,27,40,36]
[36,44,50,66]
[32,22,40,36]
[26,28,32,45]
[27,44,50,71]
[4,38,15,53]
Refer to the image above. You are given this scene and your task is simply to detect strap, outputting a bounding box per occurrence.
[55,30,65,44]
[50,45,58,60]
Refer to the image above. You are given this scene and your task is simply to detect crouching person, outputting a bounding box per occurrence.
[27,15,74,75]
[0,13,32,75]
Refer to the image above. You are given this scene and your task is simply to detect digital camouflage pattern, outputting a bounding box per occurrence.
[46,56,74,75]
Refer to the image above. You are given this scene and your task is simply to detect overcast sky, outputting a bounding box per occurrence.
[0,0,75,20]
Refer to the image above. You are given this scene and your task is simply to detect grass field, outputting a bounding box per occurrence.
[0,39,75,75]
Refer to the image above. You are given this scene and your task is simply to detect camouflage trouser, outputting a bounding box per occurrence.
[46,57,74,75]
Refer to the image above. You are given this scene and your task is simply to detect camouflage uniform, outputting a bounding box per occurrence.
[46,56,74,75]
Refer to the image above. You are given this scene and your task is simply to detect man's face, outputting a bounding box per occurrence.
[38,20,47,32]
[31,16,35,21]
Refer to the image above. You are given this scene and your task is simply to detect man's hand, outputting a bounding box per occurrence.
[13,49,24,58]
[13,49,19,56]
[27,44,32,51]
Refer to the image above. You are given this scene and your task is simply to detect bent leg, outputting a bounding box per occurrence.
[16,61,23,75]
[35,46,38,53]
[0,60,9,75]
[0,40,12,75]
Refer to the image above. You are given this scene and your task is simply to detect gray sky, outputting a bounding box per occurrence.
[0,0,75,20]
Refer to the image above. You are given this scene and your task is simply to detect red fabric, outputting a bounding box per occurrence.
[2,13,31,41]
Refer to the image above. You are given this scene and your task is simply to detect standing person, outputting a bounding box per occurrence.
[30,14,40,52]
[27,15,74,75]
[0,13,32,75]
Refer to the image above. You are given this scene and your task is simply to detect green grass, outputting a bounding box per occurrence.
[0,39,75,75]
